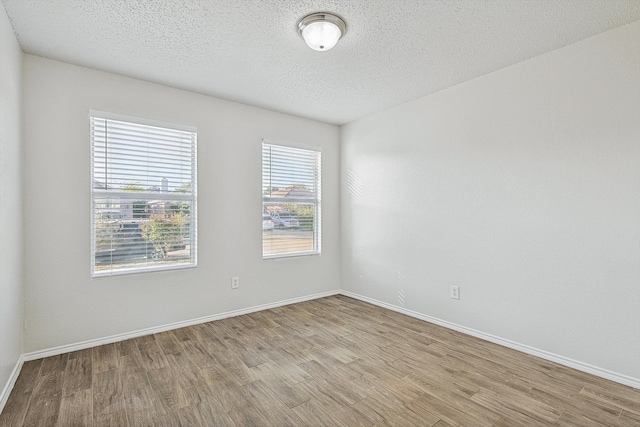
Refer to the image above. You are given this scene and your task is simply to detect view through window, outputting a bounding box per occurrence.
[91,112,197,276]
[262,141,321,258]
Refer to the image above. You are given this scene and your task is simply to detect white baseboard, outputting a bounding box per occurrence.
[0,355,24,415]
[340,290,640,390]
[23,289,340,361]
[13,288,639,392]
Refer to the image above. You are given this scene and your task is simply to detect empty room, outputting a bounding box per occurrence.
[1,1,639,426]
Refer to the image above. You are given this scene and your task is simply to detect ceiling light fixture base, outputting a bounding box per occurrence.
[297,12,346,52]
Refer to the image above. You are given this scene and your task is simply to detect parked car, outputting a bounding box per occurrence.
[262,214,274,231]
[271,211,299,228]
[96,210,124,221]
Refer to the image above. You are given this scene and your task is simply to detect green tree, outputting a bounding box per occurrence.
[94,219,122,252]
[171,182,192,215]
[140,213,187,259]
[173,182,192,193]
[122,183,145,192]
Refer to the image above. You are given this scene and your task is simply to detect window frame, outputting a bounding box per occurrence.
[90,110,197,277]
[262,139,322,260]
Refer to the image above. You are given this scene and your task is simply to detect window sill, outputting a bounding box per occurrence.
[92,262,197,278]
[263,251,320,261]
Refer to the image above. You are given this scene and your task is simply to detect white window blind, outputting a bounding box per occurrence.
[91,112,197,277]
[262,141,321,258]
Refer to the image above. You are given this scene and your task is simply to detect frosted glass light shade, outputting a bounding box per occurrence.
[302,21,341,51]
[298,12,346,52]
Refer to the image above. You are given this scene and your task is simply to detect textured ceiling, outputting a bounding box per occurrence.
[3,0,640,125]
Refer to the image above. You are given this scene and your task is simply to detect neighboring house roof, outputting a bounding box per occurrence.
[93,179,111,189]
[268,185,314,199]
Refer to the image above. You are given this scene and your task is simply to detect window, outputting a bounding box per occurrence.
[91,112,197,277]
[262,140,321,258]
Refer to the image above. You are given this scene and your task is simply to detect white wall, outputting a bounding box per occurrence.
[341,21,640,382]
[22,55,340,353]
[0,2,23,406]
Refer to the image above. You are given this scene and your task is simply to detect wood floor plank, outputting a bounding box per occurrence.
[93,369,126,422]
[39,354,67,377]
[222,336,267,367]
[350,373,409,413]
[182,386,236,427]
[369,400,441,427]
[226,392,278,427]
[0,395,30,427]
[618,409,640,426]
[405,374,502,426]
[246,309,284,329]
[525,385,622,425]
[94,409,129,427]
[291,396,350,427]
[309,348,363,380]
[554,410,618,427]
[297,375,368,406]
[0,361,42,427]
[21,372,64,427]
[119,351,147,373]
[579,384,640,415]
[189,324,227,354]
[134,334,156,345]
[162,352,207,390]
[154,331,184,357]
[3,296,640,427]
[251,362,312,408]
[126,409,162,427]
[349,396,396,426]
[146,366,187,412]
[0,395,29,427]
[213,348,258,386]
[346,359,424,404]
[171,326,194,342]
[115,338,139,358]
[136,340,169,371]
[121,367,165,416]
[170,405,204,427]
[408,389,496,427]
[239,379,309,427]
[8,360,42,397]
[198,365,250,414]
[93,343,118,373]
[470,388,562,425]
[62,350,92,397]
[259,350,309,381]
[179,338,217,369]
[55,388,92,427]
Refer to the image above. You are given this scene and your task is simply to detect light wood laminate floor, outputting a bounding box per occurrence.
[1,295,639,426]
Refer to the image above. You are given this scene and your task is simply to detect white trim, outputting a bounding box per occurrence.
[262,137,322,153]
[0,355,24,414]
[13,289,639,391]
[92,262,197,279]
[22,290,340,361]
[340,290,640,390]
[263,251,321,260]
[89,110,196,133]
[90,113,198,277]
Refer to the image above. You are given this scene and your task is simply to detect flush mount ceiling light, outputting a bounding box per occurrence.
[297,12,346,52]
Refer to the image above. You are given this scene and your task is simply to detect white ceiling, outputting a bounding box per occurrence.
[3,1,640,125]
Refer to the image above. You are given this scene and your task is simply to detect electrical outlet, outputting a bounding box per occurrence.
[450,285,460,300]
[231,277,239,289]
